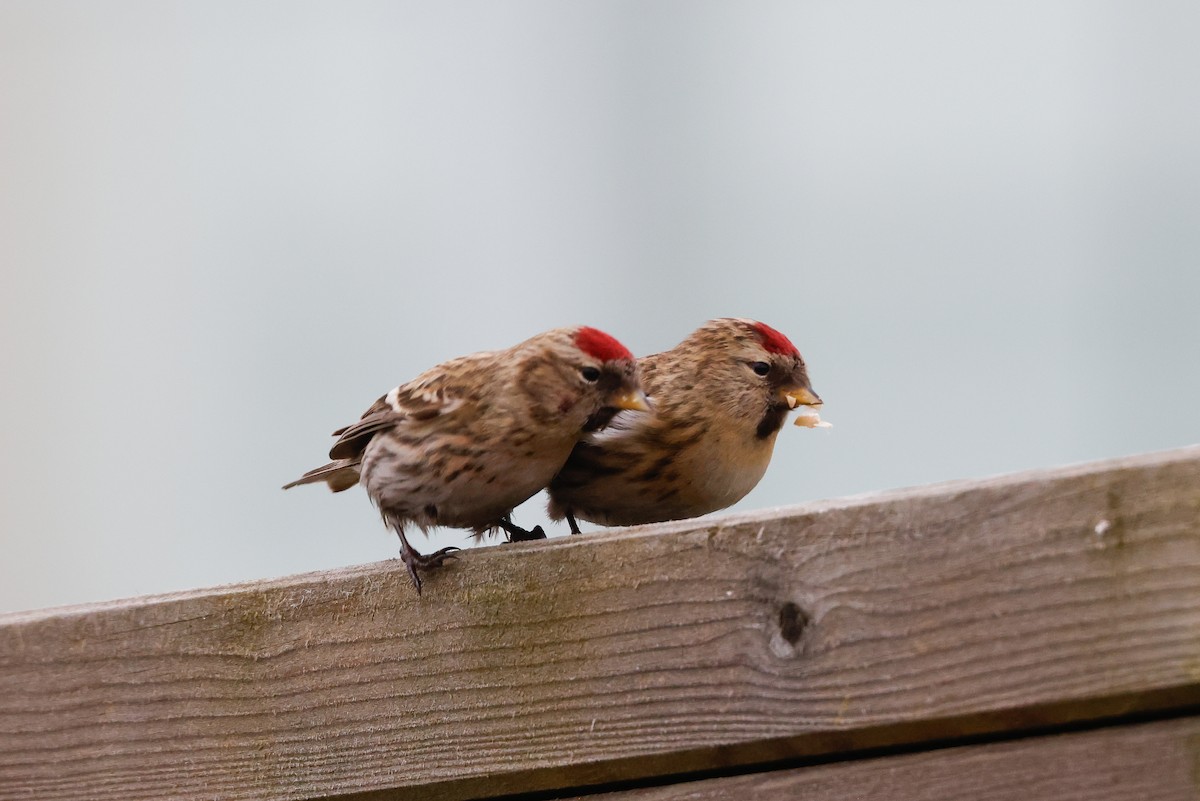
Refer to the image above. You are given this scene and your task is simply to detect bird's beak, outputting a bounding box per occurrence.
[613,388,652,413]
[783,386,822,409]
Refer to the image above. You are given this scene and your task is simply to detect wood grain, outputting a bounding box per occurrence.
[578,716,1200,801]
[1,446,1199,801]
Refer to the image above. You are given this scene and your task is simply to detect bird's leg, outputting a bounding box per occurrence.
[566,511,582,535]
[394,527,459,595]
[497,513,546,542]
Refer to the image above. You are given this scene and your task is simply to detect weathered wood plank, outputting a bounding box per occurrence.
[578,716,1200,801]
[1,446,1199,801]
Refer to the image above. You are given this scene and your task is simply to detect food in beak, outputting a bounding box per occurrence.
[784,387,822,409]
[783,386,828,426]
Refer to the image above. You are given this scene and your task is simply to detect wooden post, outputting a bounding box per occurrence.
[2,446,1198,801]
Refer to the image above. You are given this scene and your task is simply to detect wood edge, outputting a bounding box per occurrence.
[3,443,1197,626]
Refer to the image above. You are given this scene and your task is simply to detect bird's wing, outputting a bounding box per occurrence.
[328,411,404,460]
[327,376,474,461]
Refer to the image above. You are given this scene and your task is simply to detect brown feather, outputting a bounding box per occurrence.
[328,412,404,460]
[281,461,361,492]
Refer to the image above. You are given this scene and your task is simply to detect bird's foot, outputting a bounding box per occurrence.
[507,524,546,542]
[496,515,547,542]
[399,546,460,594]
[566,511,582,535]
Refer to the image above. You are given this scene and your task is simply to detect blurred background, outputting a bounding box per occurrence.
[1,1,1197,613]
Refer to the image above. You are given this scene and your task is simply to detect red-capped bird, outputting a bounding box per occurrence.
[285,326,648,592]
[547,319,823,532]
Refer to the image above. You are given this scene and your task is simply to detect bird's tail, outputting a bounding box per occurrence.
[282,460,361,492]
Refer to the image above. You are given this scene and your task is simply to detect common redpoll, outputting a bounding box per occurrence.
[547,319,822,531]
[284,326,648,593]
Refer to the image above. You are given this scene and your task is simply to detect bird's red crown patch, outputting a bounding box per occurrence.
[753,322,799,356]
[574,326,634,362]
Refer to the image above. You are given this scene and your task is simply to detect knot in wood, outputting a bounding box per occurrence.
[778,601,809,646]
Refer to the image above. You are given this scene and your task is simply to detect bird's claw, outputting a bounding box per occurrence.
[399,546,460,594]
[422,546,461,567]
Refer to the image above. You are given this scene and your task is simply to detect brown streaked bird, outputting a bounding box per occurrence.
[284,326,648,593]
[546,318,822,532]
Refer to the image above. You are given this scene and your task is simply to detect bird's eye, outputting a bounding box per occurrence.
[751,361,771,377]
[580,366,601,382]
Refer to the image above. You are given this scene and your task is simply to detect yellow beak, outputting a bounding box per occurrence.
[613,389,652,412]
[783,386,822,409]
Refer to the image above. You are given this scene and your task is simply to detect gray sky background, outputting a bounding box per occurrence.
[1,1,1197,613]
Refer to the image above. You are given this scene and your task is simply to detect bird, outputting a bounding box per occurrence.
[546,318,822,532]
[284,326,649,593]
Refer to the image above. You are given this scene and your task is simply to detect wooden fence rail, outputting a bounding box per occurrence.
[1,446,1198,801]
